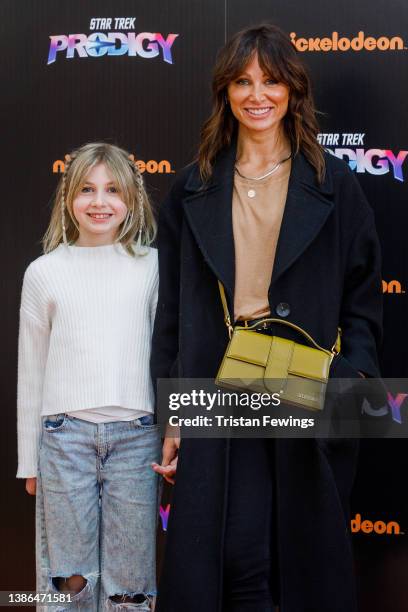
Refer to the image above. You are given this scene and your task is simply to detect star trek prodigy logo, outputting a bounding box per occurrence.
[47,17,179,65]
[318,133,408,182]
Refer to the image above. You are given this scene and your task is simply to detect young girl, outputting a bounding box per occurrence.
[17,142,160,611]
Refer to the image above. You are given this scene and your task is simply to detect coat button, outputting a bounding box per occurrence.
[276,302,290,317]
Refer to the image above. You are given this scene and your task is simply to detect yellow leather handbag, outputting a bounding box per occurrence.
[215,282,341,411]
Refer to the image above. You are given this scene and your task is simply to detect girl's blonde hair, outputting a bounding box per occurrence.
[43,142,157,255]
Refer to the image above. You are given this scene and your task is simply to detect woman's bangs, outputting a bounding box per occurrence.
[227,43,286,87]
[226,44,257,84]
[257,44,287,85]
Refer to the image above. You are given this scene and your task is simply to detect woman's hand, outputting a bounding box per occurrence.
[25,477,37,495]
[151,425,180,485]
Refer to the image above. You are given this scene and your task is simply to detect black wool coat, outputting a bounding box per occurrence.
[151,144,383,612]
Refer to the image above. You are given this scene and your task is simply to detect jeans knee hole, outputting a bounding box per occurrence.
[52,575,87,595]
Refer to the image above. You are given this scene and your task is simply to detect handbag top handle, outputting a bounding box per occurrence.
[217,281,341,356]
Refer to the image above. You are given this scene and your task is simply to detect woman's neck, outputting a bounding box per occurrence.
[236,125,291,173]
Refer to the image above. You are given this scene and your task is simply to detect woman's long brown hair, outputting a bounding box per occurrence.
[198,24,325,183]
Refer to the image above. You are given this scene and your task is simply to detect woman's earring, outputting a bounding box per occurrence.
[224,94,229,106]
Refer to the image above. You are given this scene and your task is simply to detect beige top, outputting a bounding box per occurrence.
[232,160,291,320]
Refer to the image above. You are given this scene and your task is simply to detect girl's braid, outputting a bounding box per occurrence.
[128,156,145,245]
[61,153,77,245]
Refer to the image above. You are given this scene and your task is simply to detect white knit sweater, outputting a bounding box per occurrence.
[17,243,158,478]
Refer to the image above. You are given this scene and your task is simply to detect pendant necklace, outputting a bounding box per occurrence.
[235,153,292,198]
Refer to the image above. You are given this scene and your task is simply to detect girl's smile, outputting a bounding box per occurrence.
[87,212,114,222]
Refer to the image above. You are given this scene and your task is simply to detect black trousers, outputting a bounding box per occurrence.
[222,438,278,612]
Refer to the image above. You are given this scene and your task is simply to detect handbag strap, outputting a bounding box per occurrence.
[217,281,341,356]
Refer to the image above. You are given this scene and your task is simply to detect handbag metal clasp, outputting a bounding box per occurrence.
[225,315,234,339]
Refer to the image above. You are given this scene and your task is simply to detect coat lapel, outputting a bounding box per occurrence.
[271,151,335,285]
[182,144,237,303]
[182,143,335,306]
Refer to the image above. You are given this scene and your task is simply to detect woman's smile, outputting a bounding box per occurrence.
[244,106,273,118]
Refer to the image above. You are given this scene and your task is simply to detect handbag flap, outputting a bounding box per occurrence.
[264,336,295,380]
[227,329,271,366]
[288,343,331,382]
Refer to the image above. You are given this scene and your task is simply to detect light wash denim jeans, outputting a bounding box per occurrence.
[36,413,161,611]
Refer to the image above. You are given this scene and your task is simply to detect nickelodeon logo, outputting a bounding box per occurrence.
[382,280,405,294]
[52,156,174,175]
[291,31,405,52]
[351,514,403,535]
[162,507,405,535]
[129,155,175,175]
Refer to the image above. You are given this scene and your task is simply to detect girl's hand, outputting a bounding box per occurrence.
[151,425,180,485]
[25,478,37,495]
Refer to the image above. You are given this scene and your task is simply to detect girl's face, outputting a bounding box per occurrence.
[72,163,128,247]
[227,53,289,137]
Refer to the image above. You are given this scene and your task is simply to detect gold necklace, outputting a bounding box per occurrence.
[235,153,292,198]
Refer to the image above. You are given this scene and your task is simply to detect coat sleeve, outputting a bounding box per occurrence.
[339,188,383,378]
[150,180,183,386]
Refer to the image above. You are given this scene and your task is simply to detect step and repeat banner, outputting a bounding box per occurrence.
[2,1,407,609]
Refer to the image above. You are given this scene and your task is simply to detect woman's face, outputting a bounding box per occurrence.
[227,53,289,136]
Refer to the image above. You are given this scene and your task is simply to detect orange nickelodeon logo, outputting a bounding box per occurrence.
[52,156,70,173]
[351,514,404,535]
[129,155,174,174]
[52,156,174,174]
[290,31,405,52]
[382,280,405,294]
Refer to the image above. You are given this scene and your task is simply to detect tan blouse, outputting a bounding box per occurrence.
[232,160,291,320]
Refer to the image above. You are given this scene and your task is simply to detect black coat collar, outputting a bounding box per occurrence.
[182,141,335,306]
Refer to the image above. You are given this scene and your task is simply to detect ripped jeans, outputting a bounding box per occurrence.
[36,413,161,611]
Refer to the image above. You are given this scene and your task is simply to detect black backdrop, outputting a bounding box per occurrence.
[2,1,407,610]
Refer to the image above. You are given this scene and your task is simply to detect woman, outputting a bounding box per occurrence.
[151,24,382,612]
